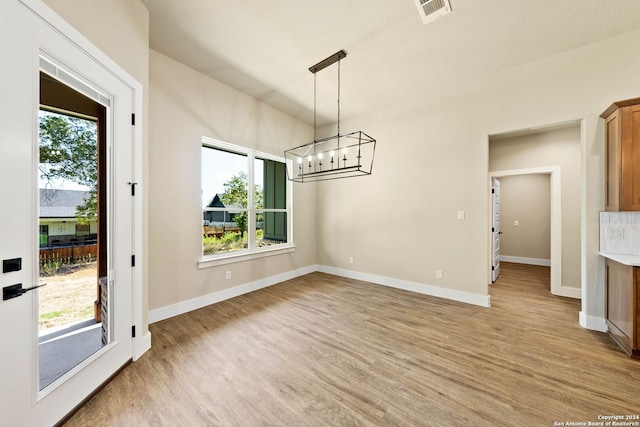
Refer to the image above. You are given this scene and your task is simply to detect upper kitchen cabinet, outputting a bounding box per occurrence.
[602,97,640,211]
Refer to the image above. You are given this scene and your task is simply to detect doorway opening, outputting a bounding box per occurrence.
[487,121,582,299]
[490,167,560,293]
[38,71,108,390]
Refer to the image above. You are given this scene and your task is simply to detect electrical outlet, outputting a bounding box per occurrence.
[457,211,465,220]
[514,220,519,227]
[606,227,624,239]
[225,271,231,280]
[349,257,354,264]
[436,270,443,279]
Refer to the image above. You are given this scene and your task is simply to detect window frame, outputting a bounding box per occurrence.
[199,136,294,269]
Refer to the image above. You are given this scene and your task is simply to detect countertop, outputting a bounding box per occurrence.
[599,251,640,266]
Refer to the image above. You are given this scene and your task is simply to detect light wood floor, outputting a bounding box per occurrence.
[64,263,640,426]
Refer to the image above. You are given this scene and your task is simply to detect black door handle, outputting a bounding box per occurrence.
[2,283,47,301]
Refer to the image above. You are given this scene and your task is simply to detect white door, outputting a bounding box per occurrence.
[0,1,137,425]
[491,177,501,282]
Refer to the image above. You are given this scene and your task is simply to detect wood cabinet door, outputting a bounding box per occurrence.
[620,104,640,210]
[636,271,640,351]
[632,267,640,357]
[605,109,621,211]
[605,259,634,353]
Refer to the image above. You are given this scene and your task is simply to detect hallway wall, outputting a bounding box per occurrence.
[498,174,551,263]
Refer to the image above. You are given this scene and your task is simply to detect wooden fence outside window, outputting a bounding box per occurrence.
[39,244,97,267]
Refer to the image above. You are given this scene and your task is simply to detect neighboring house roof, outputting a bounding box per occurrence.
[206,193,242,211]
[39,189,90,218]
[206,193,224,209]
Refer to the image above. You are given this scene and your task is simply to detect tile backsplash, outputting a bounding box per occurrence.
[600,211,640,254]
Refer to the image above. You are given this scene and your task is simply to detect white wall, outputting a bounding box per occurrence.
[317,29,640,323]
[496,174,551,262]
[147,50,316,312]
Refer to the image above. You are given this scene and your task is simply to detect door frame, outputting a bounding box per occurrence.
[23,0,151,360]
[21,0,148,360]
[488,166,580,298]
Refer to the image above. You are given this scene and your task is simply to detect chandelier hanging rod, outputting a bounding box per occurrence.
[308,50,347,74]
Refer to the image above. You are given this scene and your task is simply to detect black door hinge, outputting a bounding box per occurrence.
[492,227,495,232]
[128,182,137,196]
[492,188,495,194]
[492,265,495,271]
[131,113,136,126]
[131,325,136,338]
[131,255,135,267]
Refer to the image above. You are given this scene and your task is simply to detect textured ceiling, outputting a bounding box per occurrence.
[141,0,640,127]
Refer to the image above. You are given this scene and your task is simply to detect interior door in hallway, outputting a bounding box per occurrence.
[492,177,501,282]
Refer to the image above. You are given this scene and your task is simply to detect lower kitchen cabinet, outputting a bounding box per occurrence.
[605,258,640,358]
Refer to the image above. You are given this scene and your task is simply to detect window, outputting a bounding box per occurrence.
[75,223,90,237]
[39,225,49,247]
[201,137,293,265]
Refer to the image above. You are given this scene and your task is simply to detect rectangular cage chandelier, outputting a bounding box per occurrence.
[285,50,376,183]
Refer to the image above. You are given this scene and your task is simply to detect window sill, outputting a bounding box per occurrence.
[198,245,296,269]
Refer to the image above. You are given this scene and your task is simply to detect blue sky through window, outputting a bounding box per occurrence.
[201,146,264,208]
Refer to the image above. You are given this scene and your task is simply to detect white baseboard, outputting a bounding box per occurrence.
[148,265,316,323]
[500,256,551,267]
[317,265,491,308]
[554,286,582,299]
[149,263,492,325]
[579,311,608,332]
[133,331,152,361]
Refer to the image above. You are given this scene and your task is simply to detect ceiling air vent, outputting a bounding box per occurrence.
[415,0,452,25]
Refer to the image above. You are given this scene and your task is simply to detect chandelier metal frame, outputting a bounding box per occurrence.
[284,50,376,183]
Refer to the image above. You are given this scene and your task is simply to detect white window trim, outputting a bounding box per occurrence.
[199,136,294,268]
[198,245,296,269]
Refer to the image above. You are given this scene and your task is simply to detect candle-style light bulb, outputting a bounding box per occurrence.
[342,147,348,163]
[308,155,313,169]
[330,151,335,169]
